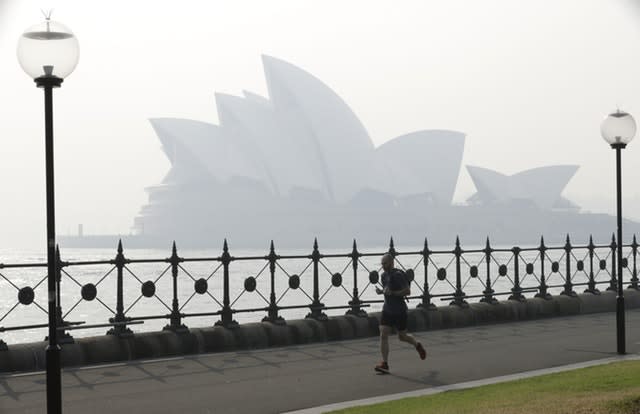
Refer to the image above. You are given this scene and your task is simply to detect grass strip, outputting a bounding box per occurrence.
[329,360,640,414]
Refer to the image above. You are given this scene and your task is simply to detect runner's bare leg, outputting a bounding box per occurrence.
[380,325,391,362]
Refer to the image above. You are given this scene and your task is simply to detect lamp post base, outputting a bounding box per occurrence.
[45,344,62,413]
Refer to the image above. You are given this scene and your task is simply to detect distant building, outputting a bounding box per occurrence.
[466,165,580,211]
[124,55,592,247]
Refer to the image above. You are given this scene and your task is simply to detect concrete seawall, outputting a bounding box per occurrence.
[1,290,639,373]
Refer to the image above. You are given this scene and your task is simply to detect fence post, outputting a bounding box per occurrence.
[562,235,576,297]
[418,238,436,309]
[509,246,524,301]
[263,241,284,324]
[306,238,327,320]
[451,236,467,307]
[535,236,551,300]
[630,235,639,290]
[608,234,617,292]
[585,235,600,294]
[216,239,238,328]
[108,240,133,337]
[53,245,73,344]
[347,239,367,317]
[481,237,497,304]
[164,241,188,332]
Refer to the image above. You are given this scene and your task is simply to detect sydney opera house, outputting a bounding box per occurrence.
[64,56,638,248]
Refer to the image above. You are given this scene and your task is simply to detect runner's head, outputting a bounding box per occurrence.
[381,253,394,272]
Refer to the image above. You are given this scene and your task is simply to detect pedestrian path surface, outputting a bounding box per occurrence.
[1,309,639,414]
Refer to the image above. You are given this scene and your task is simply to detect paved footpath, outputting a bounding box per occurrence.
[1,309,639,414]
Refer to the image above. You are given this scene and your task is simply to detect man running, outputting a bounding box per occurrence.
[375,253,426,373]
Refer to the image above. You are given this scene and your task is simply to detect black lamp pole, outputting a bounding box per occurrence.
[37,72,64,414]
[612,142,626,355]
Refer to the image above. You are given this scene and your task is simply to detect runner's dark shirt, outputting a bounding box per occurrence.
[381,268,408,314]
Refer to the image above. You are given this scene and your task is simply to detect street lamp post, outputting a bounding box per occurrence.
[600,109,636,355]
[17,15,79,414]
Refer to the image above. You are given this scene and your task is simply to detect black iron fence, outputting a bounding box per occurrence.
[0,234,639,348]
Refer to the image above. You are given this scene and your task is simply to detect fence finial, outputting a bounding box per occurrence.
[172,241,177,255]
[117,238,123,253]
[223,238,229,252]
[313,237,318,250]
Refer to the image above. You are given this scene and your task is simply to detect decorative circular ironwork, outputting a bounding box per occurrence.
[331,273,342,287]
[437,268,447,281]
[369,270,379,284]
[194,278,208,295]
[576,261,584,272]
[244,276,257,292]
[526,263,534,275]
[622,258,629,268]
[141,281,156,298]
[289,274,300,290]
[405,269,415,282]
[551,262,559,273]
[81,283,97,301]
[470,266,478,278]
[498,264,507,276]
[599,259,607,270]
[18,287,34,305]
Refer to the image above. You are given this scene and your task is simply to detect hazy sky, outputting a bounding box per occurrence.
[1,0,640,249]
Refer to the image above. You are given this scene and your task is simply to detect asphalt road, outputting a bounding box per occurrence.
[1,309,639,414]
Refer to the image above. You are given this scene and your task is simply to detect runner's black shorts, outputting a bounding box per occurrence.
[380,310,408,331]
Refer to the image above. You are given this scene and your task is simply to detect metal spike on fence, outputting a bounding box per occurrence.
[563,234,576,297]
[631,234,639,290]
[388,236,397,257]
[481,236,496,304]
[419,237,436,309]
[165,240,187,333]
[347,238,366,317]
[586,234,599,295]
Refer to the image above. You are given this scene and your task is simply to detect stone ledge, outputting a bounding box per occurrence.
[0,290,637,373]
